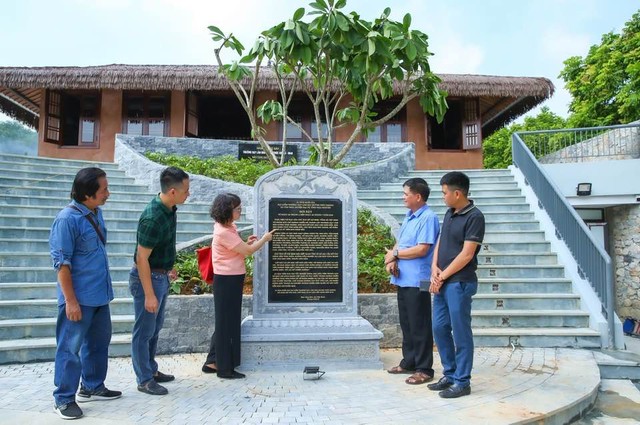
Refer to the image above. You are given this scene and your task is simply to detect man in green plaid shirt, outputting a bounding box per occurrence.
[129,167,190,396]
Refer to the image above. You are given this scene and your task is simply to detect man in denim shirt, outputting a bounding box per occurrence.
[130,167,190,396]
[49,167,121,420]
[384,178,440,385]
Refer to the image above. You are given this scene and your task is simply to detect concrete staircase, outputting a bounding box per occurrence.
[0,153,223,363]
[358,169,602,348]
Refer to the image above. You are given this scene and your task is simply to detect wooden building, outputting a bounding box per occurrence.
[0,65,554,169]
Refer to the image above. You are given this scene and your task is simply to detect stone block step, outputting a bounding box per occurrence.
[0,252,135,268]
[0,226,208,242]
[476,265,565,279]
[472,293,580,310]
[0,266,134,283]
[0,153,122,170]
[0,298,133,320]
[471,310,590,328]
[0,214,213,232]
[483,231,547,243]
[0,315,134,339]
[2,185,159,202]
[378,178,518,190]
[476,278,572,294]
[2,204,223,222]
[365,188,522,198]
[377,204,532,213]
[0,282,132,300]
[358,195,527,206]
[472,327,601,348]
[0,168,139,186]
[480,241,551,253]
[0,160,128,175]
[477,253,558,266]
[0,333,132,364]
[405,169,513,178]
[0,176,150,192]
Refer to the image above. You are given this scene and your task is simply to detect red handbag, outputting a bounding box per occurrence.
[196,246,214,285]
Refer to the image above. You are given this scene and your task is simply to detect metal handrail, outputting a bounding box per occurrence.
[517,123,640,163]
[512,132,616,348]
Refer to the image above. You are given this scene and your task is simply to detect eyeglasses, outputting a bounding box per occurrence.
[233,206,242,212]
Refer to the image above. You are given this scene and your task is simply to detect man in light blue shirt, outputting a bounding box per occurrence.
[384,177,440,385]
[49,167,121,420]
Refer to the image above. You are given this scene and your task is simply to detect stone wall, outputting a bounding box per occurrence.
[116,134,414,190]
[609,204,640,320]
[540,125,640,164]
[157,293,401,354]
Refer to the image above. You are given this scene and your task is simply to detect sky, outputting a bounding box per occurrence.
[0,0,638,123]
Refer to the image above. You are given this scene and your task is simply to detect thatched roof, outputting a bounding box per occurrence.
[0,64,554,133]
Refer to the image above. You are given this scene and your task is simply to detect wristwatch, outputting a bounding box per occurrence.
[393,248,399,260]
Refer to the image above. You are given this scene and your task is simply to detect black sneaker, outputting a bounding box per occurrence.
[427,376,453,391]
[76,386,122,403]
[137,380,168,395]
[54,401,83,420]
[439,384,471,398]
[153,371,175,383]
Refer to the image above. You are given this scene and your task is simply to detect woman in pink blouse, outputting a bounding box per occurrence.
[202,193,275,379]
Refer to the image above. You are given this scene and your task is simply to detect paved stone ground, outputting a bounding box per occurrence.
[0,348,603,424]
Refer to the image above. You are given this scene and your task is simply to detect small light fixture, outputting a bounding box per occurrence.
[303,366,325,380]
[576,182,592,196]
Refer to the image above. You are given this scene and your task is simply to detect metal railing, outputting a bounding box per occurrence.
[512,132,616,348]
[518,123,640,163]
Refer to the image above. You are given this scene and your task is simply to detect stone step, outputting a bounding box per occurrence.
[476,265,565,279]
[0,193,213,212]
[0,168,140,186]
[0,214,213,232]
[2,185,161,202]
[0,333,132,364]
[0,282,132,300]
[480,241,551,253]
[404,169,513,178]
[471,310,590,328]
[0,252,135,268]
[0,298,134,320]
[477,253,558,266]
[0,315,134,339]
[375,204,532,213]
[379,179,519,188]
[593,349,640,380]
[0,153,122,170]
[0,176,150,192]
[482,231,547,243]
[476,278,573,294]
[363,188,523,197]
[472,327,601,348]
[0,226,209,242]
[358,194,527,206]
[1,204,229,222]
[0,267,137,283]
[0,160,128,175]
[472,293,580,310]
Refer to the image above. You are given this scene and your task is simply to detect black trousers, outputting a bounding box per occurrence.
[205,274,244,374]
[397,286,434,375]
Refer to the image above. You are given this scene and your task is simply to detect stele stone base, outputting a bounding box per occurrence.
[242,166,383,370]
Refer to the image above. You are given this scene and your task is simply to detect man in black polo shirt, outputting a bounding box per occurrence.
[428,171,485,399]
[130,167,190,396]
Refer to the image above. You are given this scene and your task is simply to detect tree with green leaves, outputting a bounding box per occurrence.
[209,0,447,168]
[559,10,640,127]
[482,107,567,168]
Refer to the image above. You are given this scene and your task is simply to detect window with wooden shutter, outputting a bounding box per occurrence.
[45,90,62,145]
[462,99,481,150]
[186,91,199,137]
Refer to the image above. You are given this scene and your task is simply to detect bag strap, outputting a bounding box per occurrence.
[67,205,106,245]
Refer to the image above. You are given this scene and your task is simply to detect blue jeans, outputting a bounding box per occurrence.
[129,268,169,385]
[432,281,478,388]
[53,304,112,406]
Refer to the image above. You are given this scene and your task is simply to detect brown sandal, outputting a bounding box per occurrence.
[387,365,414,374]
[405,371,433,385]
